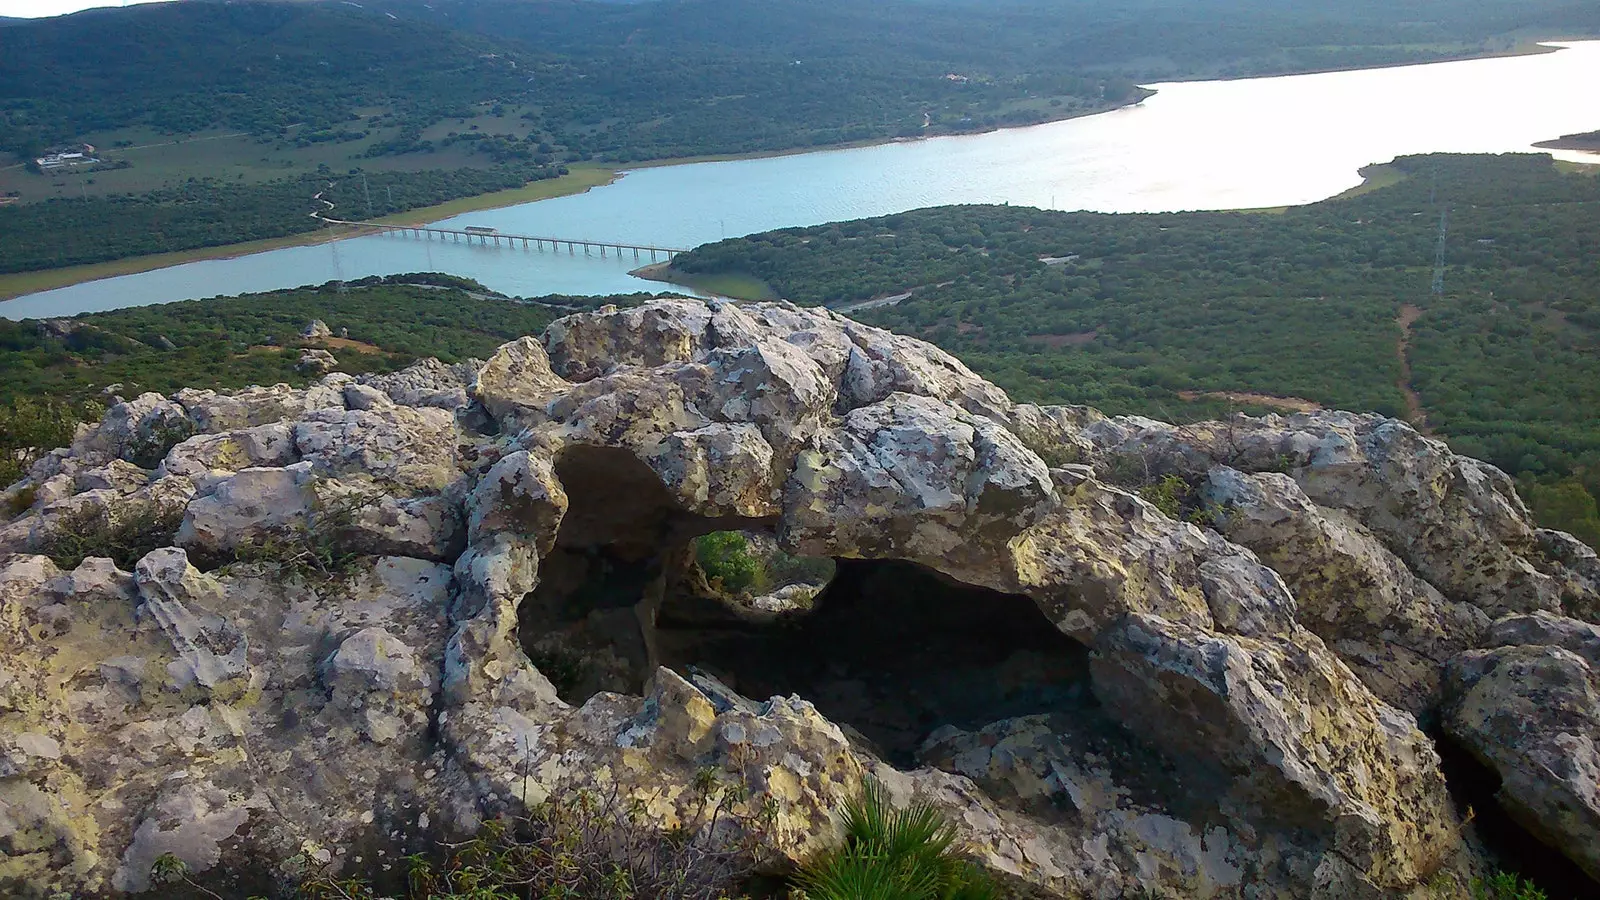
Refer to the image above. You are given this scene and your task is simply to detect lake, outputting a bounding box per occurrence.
[5,41,1599,319]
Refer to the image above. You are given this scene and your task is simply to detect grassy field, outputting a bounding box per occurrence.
[630,263,776,301]
[0,113,523,203]
[0,165,618,302]
[370,165,616,225]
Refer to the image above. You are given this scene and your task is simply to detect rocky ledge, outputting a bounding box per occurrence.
[1,298,1597,898]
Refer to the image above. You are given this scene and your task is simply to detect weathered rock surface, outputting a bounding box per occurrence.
[1,297,1597,897]
[1442,613,1600,882]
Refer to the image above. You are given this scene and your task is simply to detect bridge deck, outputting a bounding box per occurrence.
[320,217,690,256]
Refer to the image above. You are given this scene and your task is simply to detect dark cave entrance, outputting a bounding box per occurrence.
[657,557,1096,767]
[518,447,1096,767]
[1430,729,1599,898]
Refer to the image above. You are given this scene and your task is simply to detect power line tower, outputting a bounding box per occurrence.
[362,173,373,220]
[1430,207,1450,296]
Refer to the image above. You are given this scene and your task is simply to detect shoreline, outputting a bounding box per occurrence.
[0,166,620,303]
[616,89,1160,172]
[3,36,1594,306]
[1150,36,1576,87]
[0,94,1155,306]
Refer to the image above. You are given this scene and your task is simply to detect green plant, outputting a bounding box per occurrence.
[525,641,590,699]
[696,531,765,595]
[793,781,994,900]
[219,487,377,581]
[1470,871,1549,900]
[148,853,236,900]
[0,398,87,488]
[126,418,198,469]
[285,777,769,900]
[4,485,37,519]
[39,501,184,571]
[1137,474,1189,520]
[767,549,837,587]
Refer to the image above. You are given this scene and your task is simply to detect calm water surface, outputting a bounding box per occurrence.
[6,41,1600,319]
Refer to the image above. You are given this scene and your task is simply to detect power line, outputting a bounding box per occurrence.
[1431,207,1450,296]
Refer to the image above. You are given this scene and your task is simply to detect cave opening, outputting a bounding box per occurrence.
[1429,728,1599,897]
[657,557,1097,767]
[518,447,1096,768]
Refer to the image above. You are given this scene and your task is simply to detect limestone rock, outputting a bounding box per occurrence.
[1202,466,1489,716]
[784,393,1055,586]
[296,348,339,375]
[157,423,298,483]
[174,382,343,433]
[70,392,195,468]
[13,298,1590,898]
[134,549,250,697]
[357,358,479,410]
[473,335,572,429]
[1444,637,1600,881]
[302,319,333,340]
[293,405,462,492]
[176,463,317,556]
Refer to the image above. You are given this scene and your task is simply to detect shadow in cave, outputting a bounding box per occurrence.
[1430,728,1599,898]
[516,445,1097,770]
[658,558,1096,768]
[517,446,770,702]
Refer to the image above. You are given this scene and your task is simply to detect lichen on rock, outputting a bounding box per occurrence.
[1,297,1597,898]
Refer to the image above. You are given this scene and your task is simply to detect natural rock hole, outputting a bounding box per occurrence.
[1431,729,1600,897]
[658,558,1096,768]
[519,448,1096,768]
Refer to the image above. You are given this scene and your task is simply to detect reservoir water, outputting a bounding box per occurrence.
[6,41,1600,319]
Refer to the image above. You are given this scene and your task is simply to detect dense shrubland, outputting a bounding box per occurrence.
[5,0,1595,273]
[0,278,559,409]
[0,163,563,274]
[671,153,1600,546]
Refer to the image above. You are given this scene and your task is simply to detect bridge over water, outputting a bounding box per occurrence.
[319,216,690,262]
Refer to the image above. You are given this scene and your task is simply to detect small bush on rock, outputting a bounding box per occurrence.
[793,781,994,900]
[170,774,775,899]
[1470,871,1549,900]
[40,501,184,571]
[0,397,87,488]
[696,531,765,595]
[219,488,377,581]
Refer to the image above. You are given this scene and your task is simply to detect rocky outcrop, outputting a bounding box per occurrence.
[1,297,1597,898]
[1442,613,1600,882]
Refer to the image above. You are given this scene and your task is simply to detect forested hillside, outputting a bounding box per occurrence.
[668,153,1600,547]
[0,163,563,274]
[3,0,1594,276]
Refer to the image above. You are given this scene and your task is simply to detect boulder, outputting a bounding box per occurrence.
[1444,632,1600,881]
[1202,466,1489,716]
[11,298,1600,898]
[296,348,339,375]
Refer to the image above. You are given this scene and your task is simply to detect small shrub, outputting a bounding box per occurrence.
[1471,871,1549,900]
[39,501,184,571]
[126,418,198,469]
[4,485,37,519]
[0,398,88,488]
[767,549,836,587]
[696,531,765,595]
[1137,474,1188,519]
[525,641,590,698]
[793,781,994,900]
[283,777,771,899]
[219,488,376,581]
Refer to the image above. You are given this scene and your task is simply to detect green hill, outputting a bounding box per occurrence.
[666,153,1600,545]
